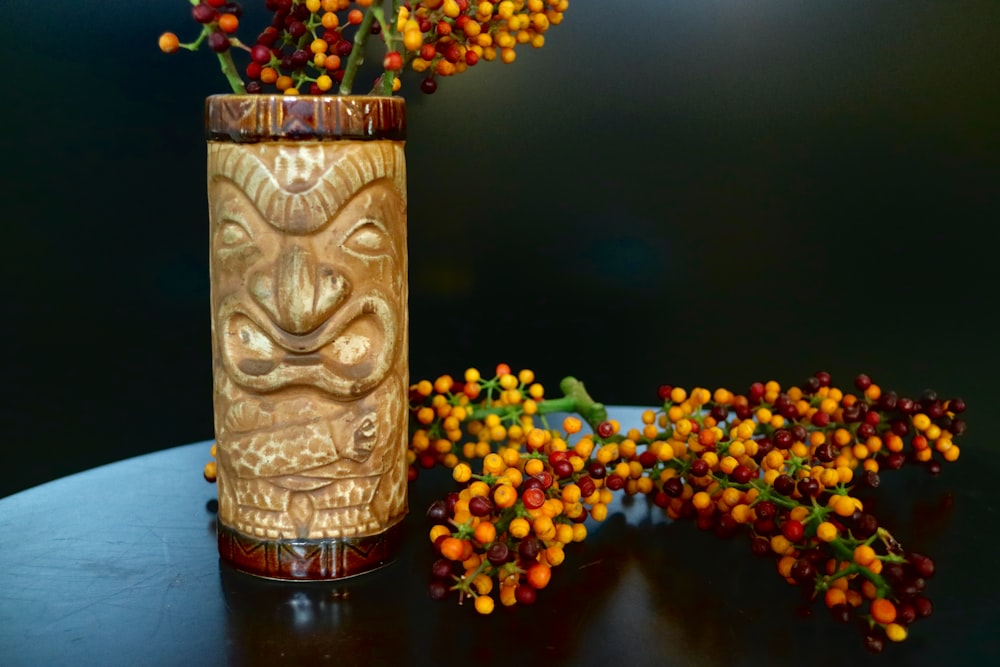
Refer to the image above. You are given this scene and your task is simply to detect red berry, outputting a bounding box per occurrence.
[208,31,231,53]
[251,44,272,64]
[754,500,776,519]
[468,495,493,517]
[428,580,449,600]
[257,27,280,47]
[521,487,545,510]
[913,595,933,618]
[855,373,872,391]
[514,584,536,605]
[731,464,754,484]
[383,50,403,72]
[688,459,709,477]
[638,450,657,469]
[287,20,307,38]
[486,542,511,566]
[552,459,573,479]
[810,411,830,428]
[534,470,554,489]
[662,477,683,498]
[909,552,936,578]
[791,558,817,584]
[192,4,218,23]
[781,519,805,543]
[796,476,820,498]
[772,429,793,449]
[548,451,569,466]
[426,500,449,523]
[431,558,455,579]
[773,474,796,496]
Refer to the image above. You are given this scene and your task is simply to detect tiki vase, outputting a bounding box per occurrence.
[205,95,408,580]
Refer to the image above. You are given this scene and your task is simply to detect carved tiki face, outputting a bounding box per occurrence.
[208,140,408,541]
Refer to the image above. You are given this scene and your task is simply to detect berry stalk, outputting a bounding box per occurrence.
[338,5,377,95]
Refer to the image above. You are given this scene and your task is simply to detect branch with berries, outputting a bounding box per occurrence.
[159,0,569,96]
[403,365,964,653]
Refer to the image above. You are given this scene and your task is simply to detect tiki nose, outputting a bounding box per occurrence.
[251,244,349,334]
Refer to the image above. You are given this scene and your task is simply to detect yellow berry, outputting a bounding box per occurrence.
[815,521,838,542]
[885,622,907,642]
[474,594,495,615]
[508,517,530,539]
[452,462,472,483]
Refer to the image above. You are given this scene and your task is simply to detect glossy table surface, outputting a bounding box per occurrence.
[1,407,997,666]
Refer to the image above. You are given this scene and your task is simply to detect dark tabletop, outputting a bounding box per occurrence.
[1,406,997,667]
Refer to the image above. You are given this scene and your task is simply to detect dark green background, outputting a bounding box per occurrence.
[1,0,997,497]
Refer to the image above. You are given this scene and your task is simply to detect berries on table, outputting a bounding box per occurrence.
[397,365,964,649]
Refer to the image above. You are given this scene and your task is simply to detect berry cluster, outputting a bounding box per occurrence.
[159,1,569,96]
[409,366,965,652]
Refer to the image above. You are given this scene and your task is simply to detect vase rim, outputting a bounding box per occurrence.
[205,94,406,143]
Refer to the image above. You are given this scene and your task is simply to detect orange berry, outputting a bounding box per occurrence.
[439,536,466,561]
[525,562,552,589]
[824,587,847,608]
[474,521,497,545]
[158,32,180,54]
[870,597,897,625]
[853,544,877,567]
[218,13,239,33]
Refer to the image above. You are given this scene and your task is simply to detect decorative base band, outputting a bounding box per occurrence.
[217,521,404,581]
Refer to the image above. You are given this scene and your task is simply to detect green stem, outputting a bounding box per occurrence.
[465,377,607,428]
[339,7,377,95]
[216,47,246,94]
[378,2,400,96]
[559,376,607,428]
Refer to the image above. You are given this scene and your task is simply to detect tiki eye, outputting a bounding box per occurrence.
[219,220,251,247]
[214,217,259,267]
[342,219,389,259]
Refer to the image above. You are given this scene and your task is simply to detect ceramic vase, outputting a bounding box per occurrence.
[205,94,408,580]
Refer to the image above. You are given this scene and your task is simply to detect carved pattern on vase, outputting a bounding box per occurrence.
[208,140,407,541]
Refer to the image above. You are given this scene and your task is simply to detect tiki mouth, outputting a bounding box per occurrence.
[217,293,398,398]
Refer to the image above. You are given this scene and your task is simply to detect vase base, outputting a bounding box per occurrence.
[217,520,404,581]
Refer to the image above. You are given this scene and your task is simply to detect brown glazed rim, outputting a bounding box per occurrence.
[218,520,405,581]
[205,94,406,143]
